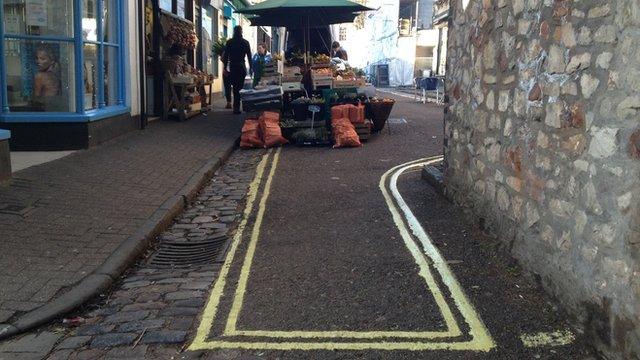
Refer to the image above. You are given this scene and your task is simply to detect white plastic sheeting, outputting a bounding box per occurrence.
[330,0,415,87]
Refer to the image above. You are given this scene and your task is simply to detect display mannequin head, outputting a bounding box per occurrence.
[35,45,58,72]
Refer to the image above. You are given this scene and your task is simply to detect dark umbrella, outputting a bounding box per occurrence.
[236,0,374,63]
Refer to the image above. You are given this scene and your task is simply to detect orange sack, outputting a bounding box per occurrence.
[331,118,362,148]
[348,104,365,124]
[240,119,264,149]
[259,112,288,148]
[331,105,347,120]
[261,111,281,123]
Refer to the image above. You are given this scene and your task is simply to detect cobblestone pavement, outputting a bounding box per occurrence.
[0,105,242,325]
[6,150,263,360]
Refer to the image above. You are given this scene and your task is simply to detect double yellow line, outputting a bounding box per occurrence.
[189,151,495,352]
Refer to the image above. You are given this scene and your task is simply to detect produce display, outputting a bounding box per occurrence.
[165,18,198,50]
[240,53,380,149]
[311,67,333,79]
[313,53,331,64]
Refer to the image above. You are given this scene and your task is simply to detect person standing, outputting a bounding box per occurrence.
[251,43,272,87]
[331,41,348,61]
[222,26,252,114]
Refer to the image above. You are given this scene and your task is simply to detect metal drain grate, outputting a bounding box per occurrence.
[148,235,229,268]
[0,203,33,216]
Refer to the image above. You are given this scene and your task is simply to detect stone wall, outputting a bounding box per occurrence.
[443,0,640,358]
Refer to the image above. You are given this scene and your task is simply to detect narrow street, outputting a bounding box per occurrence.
[3,94,594,359]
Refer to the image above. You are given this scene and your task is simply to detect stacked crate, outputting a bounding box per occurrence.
[258,62,281,86]
[354,120,372,141]
[282,66,303,90]
[311,66,333,90]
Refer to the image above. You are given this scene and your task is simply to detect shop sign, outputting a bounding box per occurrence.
[25,0,47,27]
[223,3,233,19]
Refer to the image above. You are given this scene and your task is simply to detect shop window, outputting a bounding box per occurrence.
[5,39,75,112]
[177,0,186,18]
[1,0,125,117]
[159,0,172,12]
[201,5,215,76]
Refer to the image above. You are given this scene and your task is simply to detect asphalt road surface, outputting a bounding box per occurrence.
[192,92,595,360]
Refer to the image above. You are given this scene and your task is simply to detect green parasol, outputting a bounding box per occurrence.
[235,0,373,17]
[236,0,374,63]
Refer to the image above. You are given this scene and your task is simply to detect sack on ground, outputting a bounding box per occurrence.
[259,112,288,148]
[240,119,264,148]
[331,105,347,120]
[261,111,281,124]
[331,118,362,148]
[348,104,365,124]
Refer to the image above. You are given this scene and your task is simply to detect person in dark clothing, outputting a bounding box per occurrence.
[222,26,252,114]
[331,41,348,61]
[220,50,232,109]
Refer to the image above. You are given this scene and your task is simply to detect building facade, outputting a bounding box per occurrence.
[1,0,138,150]
[1,0,259,151]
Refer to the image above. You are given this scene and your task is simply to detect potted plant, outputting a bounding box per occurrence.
[212,38,227,59]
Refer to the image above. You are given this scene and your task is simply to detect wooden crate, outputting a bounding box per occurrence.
[312,78,333,90]
[333,78,366,89]
[354,120,372,141]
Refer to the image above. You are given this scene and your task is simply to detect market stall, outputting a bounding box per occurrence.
[159,10,214,121]
[235,0,395,148]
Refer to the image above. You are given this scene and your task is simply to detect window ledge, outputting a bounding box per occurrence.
[0,130,10,141]
[0,106,131,123]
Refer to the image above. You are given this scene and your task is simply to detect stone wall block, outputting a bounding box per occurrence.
[566,53,591,74]
[616,0,640,27]
[548,44,567,73]
[580,73,600,99]
[629,129,640,159]
[588,4,611,19]
[593,25,618,44]
[444,0,640,356]
[589,127,618,159]
[617,96,640,119]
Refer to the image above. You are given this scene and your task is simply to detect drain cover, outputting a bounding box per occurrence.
[0,204,32,216]
[149,235,229,268]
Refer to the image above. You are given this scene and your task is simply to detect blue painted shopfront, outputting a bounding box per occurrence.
[0,0,129,124]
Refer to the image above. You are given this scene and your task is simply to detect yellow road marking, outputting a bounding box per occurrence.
[225,147,281,334]
[382,157,495,351]
[189,155,495,352]
[190,149,273,350]
[193,340,493,351]
[520,330,575,348]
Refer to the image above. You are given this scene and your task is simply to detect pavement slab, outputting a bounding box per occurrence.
[0,102,243,331]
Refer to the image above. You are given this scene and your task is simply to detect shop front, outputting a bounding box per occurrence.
[143,0,240,121]
[0,0,136,150]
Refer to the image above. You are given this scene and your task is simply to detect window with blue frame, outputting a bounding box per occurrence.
[1,0,124,118]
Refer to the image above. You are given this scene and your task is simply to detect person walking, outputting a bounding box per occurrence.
[222,26,252,114]
[220,50,232,109]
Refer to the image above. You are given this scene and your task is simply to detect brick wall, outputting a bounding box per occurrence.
[443,0,640,357]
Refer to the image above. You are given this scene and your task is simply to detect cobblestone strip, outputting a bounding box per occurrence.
[33,150,266,360]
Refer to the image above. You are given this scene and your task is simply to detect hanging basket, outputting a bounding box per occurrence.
[367,100,395,132]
